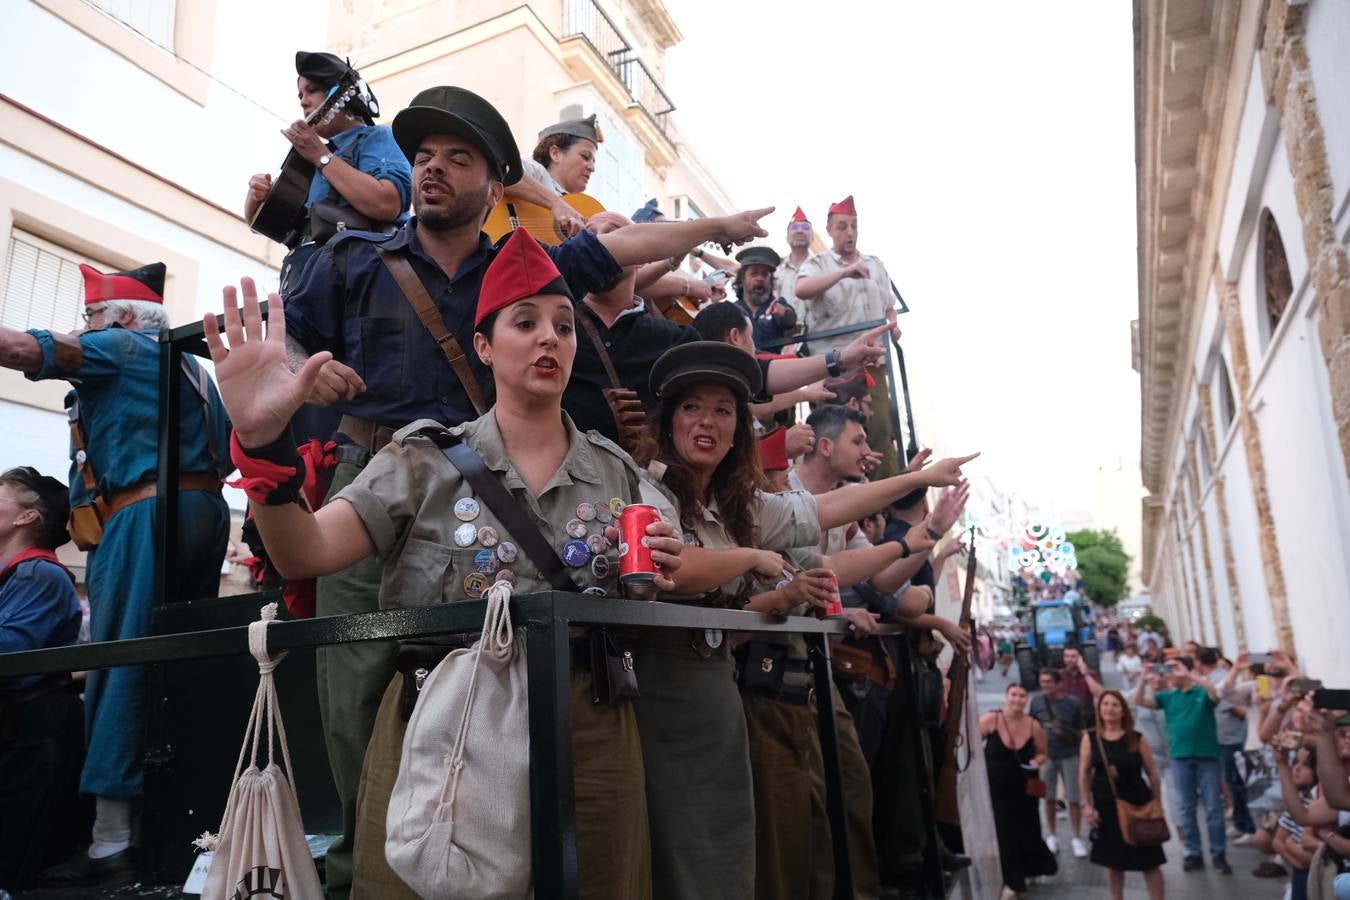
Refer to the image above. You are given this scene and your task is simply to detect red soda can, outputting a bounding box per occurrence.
[821,571,845,618]
[618,504,662,586]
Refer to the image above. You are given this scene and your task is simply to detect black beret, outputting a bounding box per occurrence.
[294,51,379,121]
[735,246,782,270]
[650,341,763,402]
[393,86,522,185]
[1,466,70,550]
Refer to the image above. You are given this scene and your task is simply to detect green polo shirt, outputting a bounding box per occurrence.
[1154,685,1220,759]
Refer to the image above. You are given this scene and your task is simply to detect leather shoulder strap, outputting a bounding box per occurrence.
[1093,729,1122,800]
[178,356,229,478]
[577,310,623,389]
[67,400,100,499]
[376,249,487,415]
[435,437,579,593]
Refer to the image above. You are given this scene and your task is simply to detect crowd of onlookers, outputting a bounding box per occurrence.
[976,613,1350,900]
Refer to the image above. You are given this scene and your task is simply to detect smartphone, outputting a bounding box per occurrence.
[705,270,730,288]
[1312,688,1350,710]
[1275,730,1303,751]
[1151,664,1171,676]
[1256,674,1272,700]
[1288,679,1324,698]
[1250,652,1272,666]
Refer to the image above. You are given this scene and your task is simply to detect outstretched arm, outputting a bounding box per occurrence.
[813,454,978,530]
[597,208,771,267]
[0,327,43,373]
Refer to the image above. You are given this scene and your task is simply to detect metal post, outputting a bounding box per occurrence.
[154,336,182,607]
[808,633,855,899]
[524,598,579,900]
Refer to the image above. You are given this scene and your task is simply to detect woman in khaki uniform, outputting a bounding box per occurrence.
[634,342,977,899]
[203,230,687,899]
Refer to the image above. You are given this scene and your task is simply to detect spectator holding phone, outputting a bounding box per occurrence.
[1060,646,1105,708]
[1136,658,1231,874]
[1273,743,1322,900]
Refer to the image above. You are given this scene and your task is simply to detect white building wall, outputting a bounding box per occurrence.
[1303,0,1350,222]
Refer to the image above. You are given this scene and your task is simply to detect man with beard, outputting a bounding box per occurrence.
[280,86,772,899]
[733,246,797,351]
[775,205,813,314]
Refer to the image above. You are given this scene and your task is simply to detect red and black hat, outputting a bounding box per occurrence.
[758,427,789,472]
[79,262,165,305]
[475,229,573,328]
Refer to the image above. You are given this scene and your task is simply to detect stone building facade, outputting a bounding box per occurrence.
[1136,0,1350,681]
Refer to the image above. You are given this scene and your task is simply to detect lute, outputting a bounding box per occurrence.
[249,73,363,248]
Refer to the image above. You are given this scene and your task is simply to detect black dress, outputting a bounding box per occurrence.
[1086,729,1167,871]
[985,712,1057,891]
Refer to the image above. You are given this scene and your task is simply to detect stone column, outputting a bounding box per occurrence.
[1262,0,1350,478]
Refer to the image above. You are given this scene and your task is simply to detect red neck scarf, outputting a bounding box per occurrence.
[1,547,76,584]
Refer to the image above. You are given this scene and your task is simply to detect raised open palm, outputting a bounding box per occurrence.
[204,278,330,447]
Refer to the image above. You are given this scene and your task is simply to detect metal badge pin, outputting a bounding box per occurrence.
[474,549,500,575]
[477,526,499,547]
[453,522,477,547]
[463,572,490,598]
[590,554,611,579]
[582,586,607,597]
[704,629,724,649]
[576,501,596,522]
[594,501,613,524]
[562,539,591,568]
[587,534,609,555]
[565,518,588,539]
[494,568,516,586]
[454,497,480,522]
[609,497,626,518]
[496,541,518,563]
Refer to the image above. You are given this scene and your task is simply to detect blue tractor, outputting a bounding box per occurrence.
[1015,599,1100,690]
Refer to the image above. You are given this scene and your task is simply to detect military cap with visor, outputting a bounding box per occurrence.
[393,86,523,185]
[538,113,604,145]
[650,342,763,402]
[734,246,782,270]
[294,50,379,123]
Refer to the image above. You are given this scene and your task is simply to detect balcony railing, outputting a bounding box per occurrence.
[562,0,676,137]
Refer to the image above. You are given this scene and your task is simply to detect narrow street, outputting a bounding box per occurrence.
[973,657,1280,900]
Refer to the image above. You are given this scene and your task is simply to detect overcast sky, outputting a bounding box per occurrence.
[665,0,1141,523]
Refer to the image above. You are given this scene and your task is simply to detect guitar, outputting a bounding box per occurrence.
[249,73,363,248]
[482,193,606,246]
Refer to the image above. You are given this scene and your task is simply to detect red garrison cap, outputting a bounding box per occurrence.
[79,262,165,305]
[827,195,857,218]
[476,229,573,328]
[789,206,809,224]
[758,427,789,472]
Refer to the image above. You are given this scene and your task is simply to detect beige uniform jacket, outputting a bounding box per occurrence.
[795,250,892,353]
[774,256,806,315]
[335,410,671,609]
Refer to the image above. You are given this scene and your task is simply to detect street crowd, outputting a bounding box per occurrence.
[978,611,1350,900]
[0,51,986,900]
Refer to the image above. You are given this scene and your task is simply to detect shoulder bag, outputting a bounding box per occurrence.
[1095,729,1170,847]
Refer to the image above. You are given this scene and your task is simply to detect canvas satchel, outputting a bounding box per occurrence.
[385,580,532,899]
[198,603,323,900]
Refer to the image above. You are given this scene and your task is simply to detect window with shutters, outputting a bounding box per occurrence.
[1,230,110,333]
[89,0,177,50]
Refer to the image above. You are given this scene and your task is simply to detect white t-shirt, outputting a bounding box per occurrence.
[1117,653,1143,687]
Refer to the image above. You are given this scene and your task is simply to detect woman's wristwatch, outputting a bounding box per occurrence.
[825,348,843,377]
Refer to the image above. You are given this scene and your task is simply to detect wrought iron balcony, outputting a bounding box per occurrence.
[562,0,676,137]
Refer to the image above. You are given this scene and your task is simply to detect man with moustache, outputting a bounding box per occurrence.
[733,246,797,351]
[281,86,773,898]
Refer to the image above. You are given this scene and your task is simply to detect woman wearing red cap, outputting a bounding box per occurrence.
[632,341,977,899]
[205,228,687,898]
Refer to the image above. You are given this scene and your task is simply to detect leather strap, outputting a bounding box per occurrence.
[66,401,100,503]
[376,249,487,416]
[105,472,221,518]
[433,436,580,593]
[576,310,646,452]
[337,414,397,455]
[1094,728,1123,802]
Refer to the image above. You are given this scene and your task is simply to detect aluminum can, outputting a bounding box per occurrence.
[821,571,845,618]
[618,503,661,586]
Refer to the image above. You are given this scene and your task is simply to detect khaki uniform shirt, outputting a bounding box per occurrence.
[774,255,808,316]
[645,462,821,602]
[336,411,671,609]
[795,250,892,353]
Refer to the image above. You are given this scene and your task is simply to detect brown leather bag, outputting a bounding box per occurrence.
[1096,729,1170,847]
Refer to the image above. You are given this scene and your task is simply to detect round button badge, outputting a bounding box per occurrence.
[463,572,490,598]
[562,539,591,567]
[576,501,596,522]
[565,518,588,539]
[609,497,625,518]
[474,549,500,575]
[477,526,499,548]
[494,568,516,586]
[593,501,613,524]
[453,522,477,548]
[454,497,480,522]
[496,541,518,564]
[587,534,609,555]
[590,554,612,579]
[582,586,607,597]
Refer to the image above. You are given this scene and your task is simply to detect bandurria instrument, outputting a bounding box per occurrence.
[482,193,605,246]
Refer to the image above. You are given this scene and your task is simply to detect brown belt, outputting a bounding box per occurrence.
[106,472,221,518]
[637,627,730,659]
[338,414,398,455]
